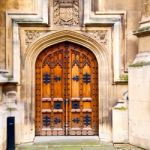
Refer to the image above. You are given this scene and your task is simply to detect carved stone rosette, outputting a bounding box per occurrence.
[25,30,48,47]
[86,30,109,48]
[53,0,79,26]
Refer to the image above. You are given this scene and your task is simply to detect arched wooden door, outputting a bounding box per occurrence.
[35,42,98,136]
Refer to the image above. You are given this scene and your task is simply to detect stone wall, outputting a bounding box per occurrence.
[112,98,128,143]
[0,104,8,150]
[128,1,150,149]
[0,90,24,150]
[0,0,143,146]
[0,0,143,69]
[129,53,150,149]
[97,0,143,67]
[0,106,25,150]
[0,0,34,69]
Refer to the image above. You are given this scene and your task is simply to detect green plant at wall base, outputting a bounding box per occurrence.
[119,74,128,81]
[129,61,150,67]
[7,107,16,111]
[6,75,13,80]
[114,107,127,110]
[133,26,150,33]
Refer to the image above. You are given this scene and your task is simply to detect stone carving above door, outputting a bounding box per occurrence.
[53,0,79,26]
[86,30,109,49]
[143,0,150,17]
[24,29,110,49]
[25,30,48,47]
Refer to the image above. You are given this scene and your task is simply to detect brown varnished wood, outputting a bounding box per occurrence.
[35,42,98,136]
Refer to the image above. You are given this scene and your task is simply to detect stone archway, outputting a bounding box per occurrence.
[23,30,110,141]
[35,41,99,136]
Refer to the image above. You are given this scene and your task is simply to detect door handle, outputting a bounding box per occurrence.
[64,99,69,105]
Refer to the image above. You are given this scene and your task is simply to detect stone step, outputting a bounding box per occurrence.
[16,145,115,150]
[16,137,145,150]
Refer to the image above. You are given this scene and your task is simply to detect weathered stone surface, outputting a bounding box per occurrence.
[129,52,150,149]
[0,0,148,149]
[5,0,33,11]
[16,139,144,150]
[139,36,150,52]
[112,100,128,143]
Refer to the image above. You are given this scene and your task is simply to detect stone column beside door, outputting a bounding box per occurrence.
[129,53,150,149]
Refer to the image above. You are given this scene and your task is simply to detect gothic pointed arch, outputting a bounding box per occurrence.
[23,30,110,138]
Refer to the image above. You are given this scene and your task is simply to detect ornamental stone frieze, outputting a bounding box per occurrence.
[143,0,150,17]
[86,30,109,49]
[25,30,49,47]
[24,29,110,49]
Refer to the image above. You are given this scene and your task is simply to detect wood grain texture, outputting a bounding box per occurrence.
[35,42,98,136]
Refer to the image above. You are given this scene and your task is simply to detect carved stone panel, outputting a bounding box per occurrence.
[53,0,79,26]
[86,30,109,49]
[143,0,150,17]
[25,30,48,47]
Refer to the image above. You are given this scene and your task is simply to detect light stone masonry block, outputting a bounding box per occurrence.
[129,53,150,149]
[112,101,128,143]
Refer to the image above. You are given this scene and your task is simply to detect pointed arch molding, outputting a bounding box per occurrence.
[24,30,111,141]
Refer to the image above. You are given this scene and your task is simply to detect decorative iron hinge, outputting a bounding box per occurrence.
[54,118,61,124]
[83,73,91,84]
[54,76,61,82]
[72,75,80,81]
[43,73,51,84]
[72,118,80,124]
[72,101,80,109]
[84,115,91,126]
[54,102,62,109]
[43,116,51,127]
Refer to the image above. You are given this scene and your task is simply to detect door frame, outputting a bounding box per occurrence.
[35,42,99,136]
[23,30,111,142]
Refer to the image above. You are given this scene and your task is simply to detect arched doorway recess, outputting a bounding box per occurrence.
[24,30,110,139]
[35,42,98,135]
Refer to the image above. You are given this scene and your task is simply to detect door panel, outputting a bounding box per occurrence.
[35,42,98,136]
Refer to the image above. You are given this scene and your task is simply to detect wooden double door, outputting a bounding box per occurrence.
[35,42,98,136]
